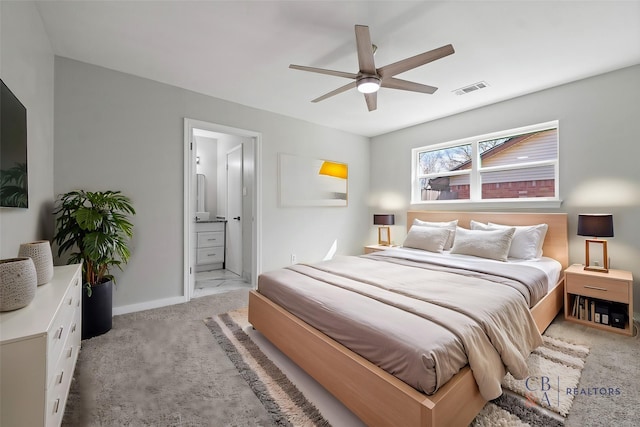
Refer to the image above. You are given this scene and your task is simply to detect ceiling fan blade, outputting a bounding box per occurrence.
[381,77,438,94]
[378,44,454,78]
[364,92,377,111]
[311,81,357,103]
[355,25,376,75]
[289,64,358,80]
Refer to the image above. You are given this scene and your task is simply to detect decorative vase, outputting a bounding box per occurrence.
[0,257,37,312]
[18,240,54,286]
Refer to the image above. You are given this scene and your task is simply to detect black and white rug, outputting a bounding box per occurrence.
[206,309,589,427]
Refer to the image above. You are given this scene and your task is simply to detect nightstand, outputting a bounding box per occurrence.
[564,264,634,336]
[364,244,394,254]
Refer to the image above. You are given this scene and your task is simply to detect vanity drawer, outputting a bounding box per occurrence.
[197,231,224,248]
[197,247,224,264]
[195,222,224,232]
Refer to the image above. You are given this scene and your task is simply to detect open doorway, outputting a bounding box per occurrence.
[183,118,261,301]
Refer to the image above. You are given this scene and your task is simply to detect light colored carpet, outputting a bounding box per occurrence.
[62,289,275,426]
[63,289,639,426]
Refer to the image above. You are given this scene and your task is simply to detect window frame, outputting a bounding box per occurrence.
[411,121,561,208]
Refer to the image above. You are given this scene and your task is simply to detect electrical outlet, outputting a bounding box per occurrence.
[290,254,297,264]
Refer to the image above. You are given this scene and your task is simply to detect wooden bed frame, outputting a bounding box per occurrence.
[249,211,568,427]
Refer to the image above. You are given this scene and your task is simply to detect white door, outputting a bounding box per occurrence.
[188,133,198,298]
[226,145,243,276]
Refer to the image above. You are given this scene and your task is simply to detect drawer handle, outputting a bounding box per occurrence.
[57,370,64,385]
[67,347,74,358]
[207,253,218,257]
[71,323,77,333]
[53,398,60,414]
[55,326,64,340]
[584,285,608,291]
[68,297,73,305]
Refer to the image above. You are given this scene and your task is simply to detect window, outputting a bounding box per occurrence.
[412,121,559,205]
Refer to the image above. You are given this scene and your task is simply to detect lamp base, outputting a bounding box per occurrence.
[377,226,391,246]
[584,239,609,273]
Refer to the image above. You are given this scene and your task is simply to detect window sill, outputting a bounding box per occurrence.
[410,199,563,210]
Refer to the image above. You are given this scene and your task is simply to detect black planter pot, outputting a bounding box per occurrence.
[82,280,113,340]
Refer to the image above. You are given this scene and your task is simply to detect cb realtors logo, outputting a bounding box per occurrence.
[525,376,621,409]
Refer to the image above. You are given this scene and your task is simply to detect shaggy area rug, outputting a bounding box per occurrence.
[207,309,589,427]
[205,310,331,426]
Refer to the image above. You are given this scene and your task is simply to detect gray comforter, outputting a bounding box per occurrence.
[257,250,546,400]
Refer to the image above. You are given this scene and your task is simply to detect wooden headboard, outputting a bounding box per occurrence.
[407,211,569,268]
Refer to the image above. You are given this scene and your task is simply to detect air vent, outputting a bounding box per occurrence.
[453,81,489,95]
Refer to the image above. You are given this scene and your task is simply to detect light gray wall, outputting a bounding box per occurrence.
[370,65,640,312]
[54,57,370,310]
[0,2,55,258]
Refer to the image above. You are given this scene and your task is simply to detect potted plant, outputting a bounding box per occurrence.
[53,190,135,339]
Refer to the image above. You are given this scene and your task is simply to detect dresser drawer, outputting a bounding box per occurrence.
[566,273,630,303]
[197,231,224,248]
[47,331,79,427]
[48,303,80,390]
[197,247,224,264]
[46,278,80,379]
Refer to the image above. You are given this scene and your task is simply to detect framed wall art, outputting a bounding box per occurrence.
[278,153,348,207]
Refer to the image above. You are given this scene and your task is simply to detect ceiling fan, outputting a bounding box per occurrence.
[289,25,455,112]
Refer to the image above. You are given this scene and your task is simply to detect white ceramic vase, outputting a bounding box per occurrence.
[18,240,54,286]
[0,257,38,312]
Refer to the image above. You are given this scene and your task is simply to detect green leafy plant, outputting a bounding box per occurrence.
[53,190,135,296]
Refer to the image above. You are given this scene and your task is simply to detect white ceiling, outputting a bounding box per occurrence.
[35,1,640,137]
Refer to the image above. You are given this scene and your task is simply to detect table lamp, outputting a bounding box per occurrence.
[374,214,395,246]
[577,214,613,272]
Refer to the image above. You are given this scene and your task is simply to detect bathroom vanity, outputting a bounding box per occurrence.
[195,220,226,271]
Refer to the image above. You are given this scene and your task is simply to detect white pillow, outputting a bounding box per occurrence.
[450,226,516,262]
[412,219,458,250]
[402,226,451,253]
[471,220,548,260]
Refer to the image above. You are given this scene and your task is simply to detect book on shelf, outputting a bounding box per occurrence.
[595,300,611,326]
[572,296,613,326]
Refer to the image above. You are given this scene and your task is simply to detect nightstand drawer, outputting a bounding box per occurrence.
[566,274,629,303]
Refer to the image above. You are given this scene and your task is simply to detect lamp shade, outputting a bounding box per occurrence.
[577,214,614,238]
[373,214,395,226]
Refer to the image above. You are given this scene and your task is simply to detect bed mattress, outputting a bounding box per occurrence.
[257,248,561,400]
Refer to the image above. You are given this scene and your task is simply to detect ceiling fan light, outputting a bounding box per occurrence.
[357,76,381,94]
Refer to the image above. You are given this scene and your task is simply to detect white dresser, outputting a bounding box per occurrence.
[0,264,82,427]
[195,221,225,271]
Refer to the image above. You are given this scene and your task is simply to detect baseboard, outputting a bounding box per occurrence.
[113,295,187,316]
